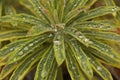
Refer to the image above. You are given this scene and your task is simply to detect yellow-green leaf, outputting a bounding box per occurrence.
[65,47,86,80]
[53,32,66,66]
[68,40,93,79]
[0,30,27,41]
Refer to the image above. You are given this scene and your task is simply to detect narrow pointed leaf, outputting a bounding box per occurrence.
[5,6,16,15]
[0,63,17,79]
[0,13,43,26]
[85,0,97,8]
[46,61,58,80]
[90,40,120,60]
[84,30,120,42]
[10,47,46,80]
[104,0,115,6]
[77,6,120,22]
[88,48,120,68]
[0,0,2,17]
[53,32,65,66]
[34,47,55,80]
[0,30,27,41]
[56,68,63,80]
[66,28,92,47]
[8,34,50,64]
[75,21,116,31]
[90,56,113,80]
[65,47,85,80]
[27,25,53,37]
[68,40,93,79]
[28,0,50,23]
[0,39,27,59]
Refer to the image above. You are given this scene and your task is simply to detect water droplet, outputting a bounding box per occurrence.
[110,55,115,58]
[29,43,34,47]
[48,34,53,37]
[82,62,85,65]
[79,35,83,39]
[112,8,115,11]
[41,70,48,78]
[54,28,57,32]
[89,41,93,44]
[35,40,39,43]
[106,49,109,52]
[10,48,14,51]
[22,18,26,20]
[100,25,104,28]
[11,22,18,27]
[84,39,89,42]
[42,37,45,39]
[24,47,29,51]
[13,58,16,61]
[97,66,102,71]
[18,51,23,55]
[87,58,91,61]
[72,66,76,70]
[54,40,61,46]
[38,7,41,9]
[31,58,34,60]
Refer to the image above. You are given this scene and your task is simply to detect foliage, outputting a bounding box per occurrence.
[0,0,120,80]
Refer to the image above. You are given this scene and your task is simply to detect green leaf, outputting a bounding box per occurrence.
[0,39,27,59]
[28,0,50,23]
[88,47,120,68]
[53,32,66,66]
[56,68,63,80]
[68,40,93,79]
[90,40,120,60]
[66,28,92,47]
[65,48,86,80]
[5,5,16,15]
[0,13,44,27]
[56,0,65,22]
[64,0,88,16]
[45,60,58,80]
[89,56,113,80]
[0,30,27,41]
[76,6,120,22]
[104,0,115,6]
[34,47,56,80]
[85,0,97,8]
[84,30,120,42]
[75,21,116,31]
[0,63,18,79]
[10,47,46,80]
[67,6,120,26]
[8,34,50,64]
[0,0,2,17]
[27,25,53,37]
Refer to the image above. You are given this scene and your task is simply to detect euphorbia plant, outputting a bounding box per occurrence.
[0,0,120,80]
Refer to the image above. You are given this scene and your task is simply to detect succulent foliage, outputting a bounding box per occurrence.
[0,0,120,80]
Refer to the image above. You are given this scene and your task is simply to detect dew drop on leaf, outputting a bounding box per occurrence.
[48,34,53,37]
[72,66,76,70]
[24,47,29,51]
[10,48,14,51]
[110,55,115,58]
[97,66,102,71]
[54,40,61,46]
[18,51,24,55]
[29,43,34,47]
[13,58,16,61]
[54,28,57,32]
[41,70,48,78]
[79,35,83,39]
